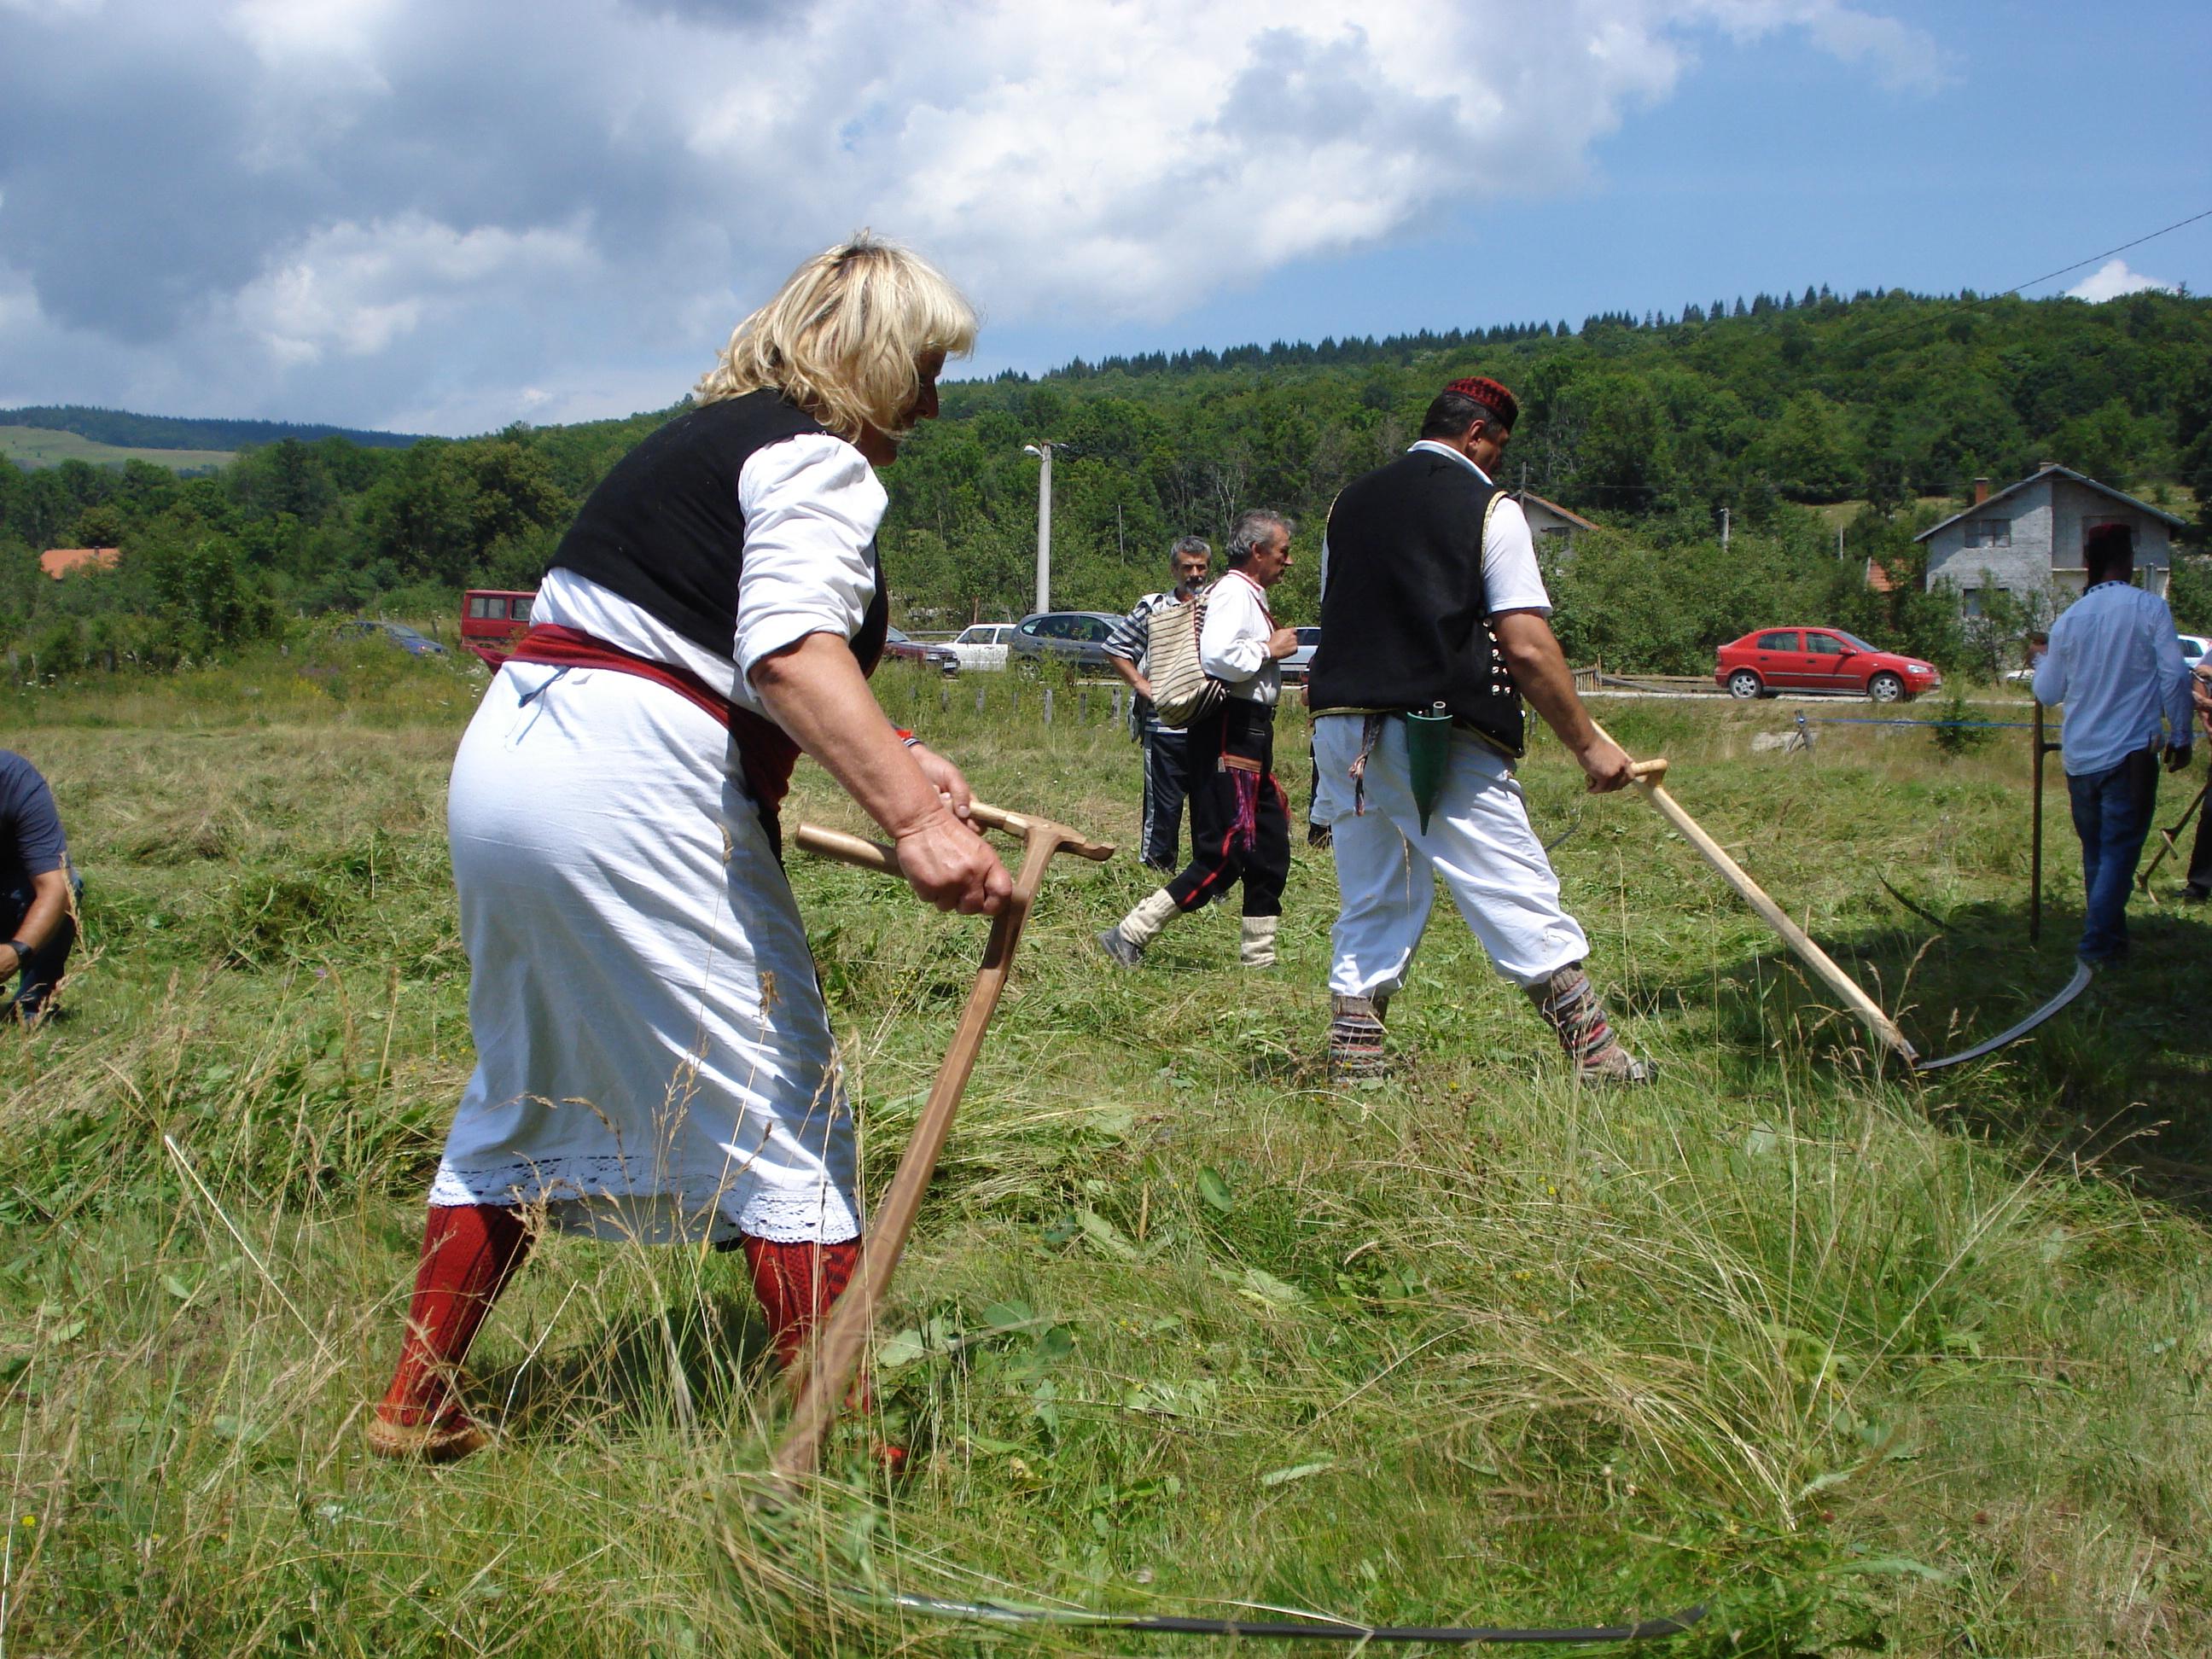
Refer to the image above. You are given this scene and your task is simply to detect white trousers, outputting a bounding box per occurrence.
[1313,713,1588,996]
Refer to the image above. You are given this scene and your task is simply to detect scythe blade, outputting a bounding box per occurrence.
[1913,958,2093,1074]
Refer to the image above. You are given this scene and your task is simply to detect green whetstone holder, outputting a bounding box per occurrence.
[1405,701,1452,834]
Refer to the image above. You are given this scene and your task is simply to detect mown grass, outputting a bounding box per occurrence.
[3,656,2209,1656]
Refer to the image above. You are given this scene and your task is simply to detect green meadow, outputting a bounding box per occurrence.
[3,649,2209,1656]
[0,427,237,474]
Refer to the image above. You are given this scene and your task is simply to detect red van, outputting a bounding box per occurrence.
[461,589,535,667]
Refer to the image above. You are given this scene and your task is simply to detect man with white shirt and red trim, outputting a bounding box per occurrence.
[1307,377,1647,1083]
[1097,509,1299,970]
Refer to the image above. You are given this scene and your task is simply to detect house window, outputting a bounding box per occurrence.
[1962,519,2011,549]
[1960,588,1983,619]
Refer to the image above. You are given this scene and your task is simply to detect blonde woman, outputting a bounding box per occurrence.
[370,236,1009,1463]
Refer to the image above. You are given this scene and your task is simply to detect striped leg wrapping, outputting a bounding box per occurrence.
[1527,965,1650,1084]
[1327,993,1389,1080]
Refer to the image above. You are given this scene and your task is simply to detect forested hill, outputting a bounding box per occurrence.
[0,405,422,451]
[4,287,2209,678]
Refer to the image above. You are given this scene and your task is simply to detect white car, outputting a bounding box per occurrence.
[2180,632,2209,669]
[946,621,1017,672]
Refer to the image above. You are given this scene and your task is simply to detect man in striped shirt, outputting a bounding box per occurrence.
[1103,535,1213,869]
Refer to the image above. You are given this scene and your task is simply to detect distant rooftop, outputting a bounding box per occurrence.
[39,546,119,579]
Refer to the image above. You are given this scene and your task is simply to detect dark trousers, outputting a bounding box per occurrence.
[1,873,78,1018]
[2065,748,2158,962]
[1166,699,1290,919]
[1140,728,1191,870]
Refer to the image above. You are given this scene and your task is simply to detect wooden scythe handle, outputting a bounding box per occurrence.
[2136,773,2209,896]
[771,801,1110,1481]
[1594,722,1918,1066]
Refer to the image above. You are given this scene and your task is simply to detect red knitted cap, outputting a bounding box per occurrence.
[1443,375,1518,430]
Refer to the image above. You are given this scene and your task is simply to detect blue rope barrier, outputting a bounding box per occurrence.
[1802,716,2045,731]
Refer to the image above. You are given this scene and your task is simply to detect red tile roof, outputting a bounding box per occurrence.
[39,546,119,579]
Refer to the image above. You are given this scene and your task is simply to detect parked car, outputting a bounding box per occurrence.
[461,588,534,667]
[347,619,448,658]
[883,627,960,674]
[1714,627,1940,702]
[946,620,1017,672]
[1007,611,1123,677]
[2179,632,2209,669]
[1281,626,1321,683]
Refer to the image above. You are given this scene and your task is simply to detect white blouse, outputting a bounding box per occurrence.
[533,431,887,718]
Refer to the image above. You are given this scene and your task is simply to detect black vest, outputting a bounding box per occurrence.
[1306,450,1524,757]
[550,390,888,666]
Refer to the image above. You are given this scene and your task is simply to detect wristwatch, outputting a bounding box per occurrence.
[4,940,29,975]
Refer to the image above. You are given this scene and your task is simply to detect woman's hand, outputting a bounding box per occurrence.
[894,809,1011,914]
[910,743,975,818]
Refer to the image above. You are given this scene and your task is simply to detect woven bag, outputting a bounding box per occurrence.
[1146,590,1225,727]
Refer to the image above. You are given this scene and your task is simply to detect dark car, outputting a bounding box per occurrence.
[1007,611,1123,677]
[1281,626,1321,683]
[347,619,448,657]
[1714,627,1940,702]
[883,626,959,675]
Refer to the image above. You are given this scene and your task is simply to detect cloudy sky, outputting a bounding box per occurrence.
[2,0,2206,436]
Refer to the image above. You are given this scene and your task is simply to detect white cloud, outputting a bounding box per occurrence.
[2065,259,2177,303]
[0,0,1948,431]
[231,215,597,366]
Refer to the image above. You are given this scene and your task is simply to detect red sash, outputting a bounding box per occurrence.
[504,624,803,854]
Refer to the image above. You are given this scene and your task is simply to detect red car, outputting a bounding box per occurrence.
[1714,628,1941,702]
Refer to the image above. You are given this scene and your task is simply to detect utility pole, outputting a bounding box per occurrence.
[1022,442,1055,614]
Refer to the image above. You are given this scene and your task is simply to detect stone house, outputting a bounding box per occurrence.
[1913,464,2183,614]
[1520,492,1598,562]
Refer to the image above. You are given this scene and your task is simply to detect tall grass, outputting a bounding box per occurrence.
[3,661,2209,1655]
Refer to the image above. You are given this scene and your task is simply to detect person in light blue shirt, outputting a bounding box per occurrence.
[2031,523,2193,963]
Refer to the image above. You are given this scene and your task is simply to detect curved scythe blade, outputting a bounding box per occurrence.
[1914,958,2093,1074]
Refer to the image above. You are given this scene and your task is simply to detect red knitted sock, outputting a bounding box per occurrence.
[376,1203,533,1429]
[742,1235,905,1470]
[741,1236,862,1368]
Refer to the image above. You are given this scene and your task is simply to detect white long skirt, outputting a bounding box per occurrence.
[427,663,860,1245]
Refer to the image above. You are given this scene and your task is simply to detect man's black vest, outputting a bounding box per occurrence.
[550,389,887,663]
[1307,449,1524,757]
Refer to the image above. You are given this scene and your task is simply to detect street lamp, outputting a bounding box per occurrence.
[1022,441,1054,615]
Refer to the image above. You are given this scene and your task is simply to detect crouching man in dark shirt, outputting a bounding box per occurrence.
[1,750,79,1022]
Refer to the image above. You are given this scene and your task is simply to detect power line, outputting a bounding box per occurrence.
[1833,207,2211,360]
[2004,206,2212,296]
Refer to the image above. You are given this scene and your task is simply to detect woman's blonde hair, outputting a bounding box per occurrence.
[695,233,977,441]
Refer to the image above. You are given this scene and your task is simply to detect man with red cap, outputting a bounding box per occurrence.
[1305,377,1649,1082]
